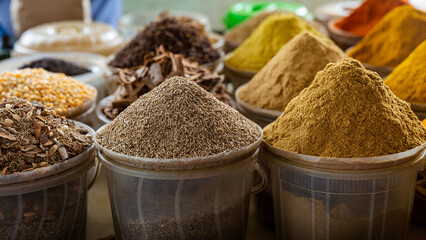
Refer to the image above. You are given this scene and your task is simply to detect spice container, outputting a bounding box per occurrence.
[263,141,426,240]
[119,10,212,39]
[328,18,362,50]
[97,135,266,240]
[235,84,281,227]
[13,21,124,57]
[235,85,282,128]
[411,103,426,121]
[0,98,97,239]
[0,52,108,101]
[95,77,265,239]
[95,95,113,126]
[224,54,256,93]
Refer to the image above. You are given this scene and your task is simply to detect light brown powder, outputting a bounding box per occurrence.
[96,77,261,159]
[238,32,345,111]
[264,58,426,158]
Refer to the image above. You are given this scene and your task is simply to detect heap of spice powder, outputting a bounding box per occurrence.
[0,69,96,116]
[96,77,261,159]
[104,46,234,119]
[238,32,345,112]
[109,17,220,68]
[385,40,426,104]
[423,119,426,127]
[0,98,93,175]
[225,14,328,72]
[20,58,91,76]
[334,0,408,36]
[264,58,426,158]
[348,5,426,68]
[224,10,285,45]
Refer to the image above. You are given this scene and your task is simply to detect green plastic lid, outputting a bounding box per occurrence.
[223,1,313,30]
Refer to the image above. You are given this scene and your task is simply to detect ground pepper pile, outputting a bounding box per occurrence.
[0,98,93,175]
[0,69,96,116]
[334,0,408,36]
[225,14,327,72]
[104,46,234,119]
[96,77,260,159]
[385,40,426,104]
[109,17,220,68]
[20,58,91,76]
[224,10,285,45]
[348,5,426,68]
[264,58,426,158]
[238,32,345,112]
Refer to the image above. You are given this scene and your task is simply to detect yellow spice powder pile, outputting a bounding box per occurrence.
[0,68,95,115]
[264,58,426,158]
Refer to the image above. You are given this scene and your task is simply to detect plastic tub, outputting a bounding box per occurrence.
[223,54,256,94]
[70,96,97,129]
[235,84,282,128]
[222,2,313,30]
[262,141,426,240]
[0,52,108,102]
[411,102,426,121]
[95,95,113,127]
[0,122,97,240]
[235,84,281,227]
[96,126,267,239]
[328,18,362,50]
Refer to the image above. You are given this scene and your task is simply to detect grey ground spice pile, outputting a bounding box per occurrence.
[0,98,93,175]
[264,58,426,158]
[96,77,261,159]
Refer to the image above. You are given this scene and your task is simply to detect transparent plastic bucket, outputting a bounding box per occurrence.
[411,102,426,121]
[223,54,256,94]
[235,84,282,226]
[262,140,426,240]
[0,122,97,240]
[96,126,267,240]
[95,95,113,127]
[235,84,282,128]
[69,91,98,129]
[327,18,362,50]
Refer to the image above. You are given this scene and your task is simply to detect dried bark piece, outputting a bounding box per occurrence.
[0,128,16,141]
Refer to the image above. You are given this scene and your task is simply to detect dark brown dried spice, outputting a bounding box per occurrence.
[0,98,93,175]
[109,16,219,68]
[104,46,235,120]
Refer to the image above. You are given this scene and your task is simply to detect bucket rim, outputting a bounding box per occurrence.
[262,139,426,171]
[235,84,283,119]
[95,124,263,171]
[0,121,96,185]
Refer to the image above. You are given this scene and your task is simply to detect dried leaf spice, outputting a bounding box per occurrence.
[104,46,235,120]
[0,98,93,175]
[96,77,261,159]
